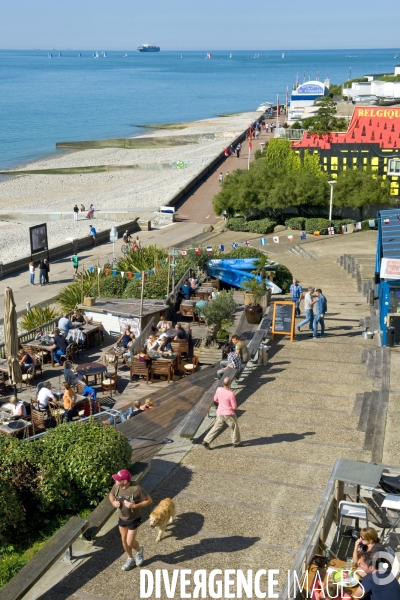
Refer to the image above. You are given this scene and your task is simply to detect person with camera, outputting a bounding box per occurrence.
[109,469,152,571]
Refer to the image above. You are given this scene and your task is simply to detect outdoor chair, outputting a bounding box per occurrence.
[30,407,47,434]
[183,355,199,376]
[20,365,35,390]
[60,343,78,364]
[0,372,8,395]
[151,360,173,384]
[171,340,189,359]
[33,354,43,378]
[101,372,118,396]
[334,501,369,546]
[48,401,64,425]
[130,359,150,384]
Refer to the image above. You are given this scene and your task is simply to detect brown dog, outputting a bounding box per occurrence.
[149,498,176,542]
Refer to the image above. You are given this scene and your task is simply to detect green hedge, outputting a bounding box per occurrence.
[227,217,277,234]
[285,217,305,230]
[273,265,293,293]
[304,218,331,234]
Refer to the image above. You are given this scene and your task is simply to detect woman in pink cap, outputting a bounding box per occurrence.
[109,469,152,571]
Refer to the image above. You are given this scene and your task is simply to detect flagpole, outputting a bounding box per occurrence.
[97,257,100,297]
[276,94,279,130]
[81,263,84,305]
[139,271,145,329]
[248,123,252,170]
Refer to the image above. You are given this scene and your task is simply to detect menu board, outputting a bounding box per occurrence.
[272,301,296,342]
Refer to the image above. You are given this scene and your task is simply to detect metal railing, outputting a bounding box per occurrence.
[128,317,155,357]
[0,314,67,359]
[165,267,191,307]
[274,128,305,140]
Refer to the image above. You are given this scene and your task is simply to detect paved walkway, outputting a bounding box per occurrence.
[29,232,381,600]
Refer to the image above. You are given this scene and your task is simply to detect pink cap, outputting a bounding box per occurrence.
[112,469,132,482]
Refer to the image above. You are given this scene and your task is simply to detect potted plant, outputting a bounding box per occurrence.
[194,291,238,363]
[243,277,265,324]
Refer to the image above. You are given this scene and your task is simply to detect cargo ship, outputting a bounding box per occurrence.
[137,44,160,53]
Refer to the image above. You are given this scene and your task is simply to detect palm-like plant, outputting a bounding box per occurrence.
[21,305,59,332]
[116,245,168,274]
[242,276,265,306]
[58,271,96,312]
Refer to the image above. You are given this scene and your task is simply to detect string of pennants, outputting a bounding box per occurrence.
[86,260,169,279]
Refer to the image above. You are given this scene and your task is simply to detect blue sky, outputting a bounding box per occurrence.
[1,0,399,50]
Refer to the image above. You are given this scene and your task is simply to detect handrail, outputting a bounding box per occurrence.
[128,317,155,357]
[23,409,123,441]
[166,267,191,305]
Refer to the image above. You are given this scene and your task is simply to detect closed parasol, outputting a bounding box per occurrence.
[4,287,22,389]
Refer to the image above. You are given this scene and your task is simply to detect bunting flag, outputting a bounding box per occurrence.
[120,272,125,278]
[328,227,335,235]
[181,250,187,256]
[231,242,237,249]
[369,220,375,228]
[89,266,95,273]
[273,236,279,243]
[314,231,321,236]
[356,222,362,230]
[287,234,294,241]
[206,246,213,254]
[148,270,152,276]
[112,270,117,277]
[219,244,225,252]
[244,241,250,247]
[135,273,140,279]
[195,247,201,255]
[384,218,390,225]
[127,272,132,278]
[105,269,109,276]
[260,238,267,246]
[300,232,306,240]
[97,267,101,274]
[161,260,165,266]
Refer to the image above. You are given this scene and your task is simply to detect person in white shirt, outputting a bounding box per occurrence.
[297,287,315,332]
[10,396,27,418]
[37,382,57,410]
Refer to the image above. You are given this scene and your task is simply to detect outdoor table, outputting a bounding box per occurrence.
[333,459,383,501]
[195,288,212,300]
[52,394,87,409]
[148,351,179,372]
[0,411,30,437]
[306,557,359,598]
[75,362,107,385]
[81,323,103,348]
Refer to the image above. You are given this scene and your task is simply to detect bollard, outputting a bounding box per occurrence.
[367,289,374,305]
[26,302,31,312]
[387,326,395,348]
[258,344,269,366]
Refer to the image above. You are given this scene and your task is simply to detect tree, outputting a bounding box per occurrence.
[334,168,393,220]
[306,96,348,134]
[198,291,238,347]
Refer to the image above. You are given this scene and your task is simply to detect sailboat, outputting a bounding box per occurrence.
[282,52,285,59]
[229,53,232,59]
[395,53,399,59]
[94,51,99,58]
[123,53,128,58]
[59,52,62,57]
[48,52,52,58]
[181,53,183,58]
[78,52,82,57]
[205,52,212,59]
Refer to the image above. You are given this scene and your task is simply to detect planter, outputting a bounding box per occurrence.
[244,292,255,305]
[83,296,96,307]
[244,304,263,325]
[193,339,224,365]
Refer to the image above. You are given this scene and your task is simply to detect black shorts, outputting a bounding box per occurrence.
[118,517,142,531]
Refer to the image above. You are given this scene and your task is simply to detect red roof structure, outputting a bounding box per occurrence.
[292,106,400,150]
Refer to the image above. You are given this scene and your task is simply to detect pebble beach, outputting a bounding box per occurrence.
[0,112,258,264]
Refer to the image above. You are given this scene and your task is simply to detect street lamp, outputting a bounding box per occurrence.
[328,180,337,224]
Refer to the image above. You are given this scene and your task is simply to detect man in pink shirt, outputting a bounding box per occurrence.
[202,377,241,449]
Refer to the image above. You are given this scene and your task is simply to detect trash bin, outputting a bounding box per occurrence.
[258,344,269,366]
[387,326,395,348]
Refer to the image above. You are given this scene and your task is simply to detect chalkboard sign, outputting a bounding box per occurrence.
[271,301,296,342]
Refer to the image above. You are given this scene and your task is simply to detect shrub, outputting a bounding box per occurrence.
[37,421,132,510]
[285,217,305,230]
[116,245,168,274]
[273,264,293,293]
[226,217,246,230]
[227,217,277,234]
[91,274,128,299]
[20,305,59,332]
[304,218,331,234]
[362,219,376,230]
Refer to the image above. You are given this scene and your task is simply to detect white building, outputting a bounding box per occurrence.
[288,81,329,123]
[343,67,400,102]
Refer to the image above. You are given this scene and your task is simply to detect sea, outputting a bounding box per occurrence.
[0,48,398,171]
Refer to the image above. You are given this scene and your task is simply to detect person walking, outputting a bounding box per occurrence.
[43,259,50,284]
[218,172,223,183]
[289,278,303,316]
[39,258,47,286]
[89,225,98,246]
[203,377,241,449]
[236,143,241,159]
[135,236,141,250]
[109,469,152,571]
[297,287,315,332]
[29,261,35,285]
[71,254,79,278]
[73,204,79,221]
[312,288,327,339]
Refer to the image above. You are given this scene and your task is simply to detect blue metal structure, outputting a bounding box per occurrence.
[376,209,400,345]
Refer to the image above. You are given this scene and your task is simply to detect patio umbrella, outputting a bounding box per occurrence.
[4,287,22,391]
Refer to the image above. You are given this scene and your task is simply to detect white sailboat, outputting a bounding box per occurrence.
[181,53,183,58]
[229,53,232,58]
[59,52,62,57]
[103,51,107,57]
[78,52,82,57]
[94,51,99,58]
[205,52,212,59]
[282,52,285,59]
[123,53,128,58]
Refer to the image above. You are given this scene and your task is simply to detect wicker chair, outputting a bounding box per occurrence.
[130,359,150,384]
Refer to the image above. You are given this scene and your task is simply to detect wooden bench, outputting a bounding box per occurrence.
[0,516,87,600]
[180,367,237,439]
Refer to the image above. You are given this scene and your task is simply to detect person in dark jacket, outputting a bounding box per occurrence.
[51,327,68,366]
[43,259,50,284]
[39,259,47,286]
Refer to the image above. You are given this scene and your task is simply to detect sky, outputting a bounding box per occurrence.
[1,0,400,51]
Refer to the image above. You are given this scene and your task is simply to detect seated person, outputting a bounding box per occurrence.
[63,360,82,385]
[189,276,199,288]
[51,328,68,366]
[136,347,150,363]
[217,350,242,378]
[195,299,208,317]
[231,335,250,364]
[34,328,43,340]
[352,527,381,566]
[140,398,154,411]
[18,349,34,371]
[156,316,168,330]
[102,399,142,425]
[10,395,27,418]
[180,280,193,300]
[173,324,187,340]
[37,381,57,410]
[62,382,77,423]
[123,333,136,363]
[82,384,97,400]
[158,335,172,352]
[58,313,80,337]
[117,326,132,349]
[353,549,400,598]
[71,310,85,324]
[146,334,159,352]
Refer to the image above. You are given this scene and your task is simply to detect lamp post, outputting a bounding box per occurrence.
[328,180,337,224]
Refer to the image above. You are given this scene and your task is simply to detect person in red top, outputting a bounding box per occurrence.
[202,377,241,449]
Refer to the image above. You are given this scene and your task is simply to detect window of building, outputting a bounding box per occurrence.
[388,159,400,175]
